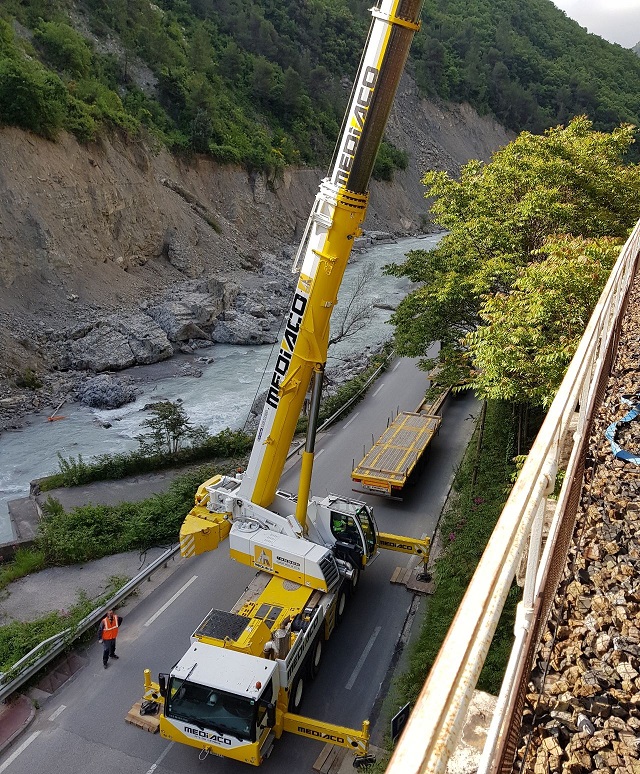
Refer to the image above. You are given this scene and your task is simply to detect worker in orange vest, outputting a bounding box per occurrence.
[98,609,123,669]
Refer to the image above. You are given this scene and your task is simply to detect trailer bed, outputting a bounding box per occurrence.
[351,411,441,497]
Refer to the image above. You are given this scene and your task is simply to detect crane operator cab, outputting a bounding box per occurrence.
[271,489,379,585]
[313,495,379,587]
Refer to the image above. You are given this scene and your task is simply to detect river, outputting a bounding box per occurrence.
[0,234,441,542]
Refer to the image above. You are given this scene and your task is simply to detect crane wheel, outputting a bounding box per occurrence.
[289,675,304,712]
[309,637,323,680]
[336,587,348,624]
[349,564,360,595]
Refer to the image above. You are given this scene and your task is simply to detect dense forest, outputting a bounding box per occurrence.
[0,0,639,173]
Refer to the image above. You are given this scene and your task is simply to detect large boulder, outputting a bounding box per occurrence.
[76,374,138,408]
[145,300,211,342]
[212,312,279,345]
[144,278,236,341]
[63,313,173,371]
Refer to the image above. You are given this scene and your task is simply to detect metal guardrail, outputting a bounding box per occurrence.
[0,350,392,702]
[385,217,640,774]
[0,544,180,703]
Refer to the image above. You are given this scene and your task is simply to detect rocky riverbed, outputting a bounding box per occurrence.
[0,231,401,434]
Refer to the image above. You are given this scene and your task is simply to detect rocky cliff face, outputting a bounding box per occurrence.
[0,74,511,424]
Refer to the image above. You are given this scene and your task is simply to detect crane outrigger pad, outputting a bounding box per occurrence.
[126,701,160,733]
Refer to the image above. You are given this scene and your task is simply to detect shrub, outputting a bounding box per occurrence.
[34,21,92,78]
[36,463,238,565]
[0,57,66,139]
[209,144,242,165]
[0,549,46,590]
[63,94,97,142]
[373,140,408,182]
[14,368,42,390]
[73,78,140,135]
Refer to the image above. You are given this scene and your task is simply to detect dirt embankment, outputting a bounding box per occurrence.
[0,73,511,424]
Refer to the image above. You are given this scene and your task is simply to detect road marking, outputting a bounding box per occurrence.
[343,412,360,429]
[372,383,385,397]
[392,361,401,371]
[315,448,325,457]
[145,742,174,774]
[48,705,66,721]
[0,731,41,773]
[144,576,198,627]
[345,626,381,690]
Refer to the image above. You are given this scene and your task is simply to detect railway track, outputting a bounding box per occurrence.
[516,271,640,772]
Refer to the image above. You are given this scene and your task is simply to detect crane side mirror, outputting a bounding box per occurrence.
[263,701,276,726]
[158,673,168,697]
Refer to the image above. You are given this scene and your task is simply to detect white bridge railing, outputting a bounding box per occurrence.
[386,217,640,774]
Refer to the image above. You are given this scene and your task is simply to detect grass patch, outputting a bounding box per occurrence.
[36,462,243,565]
[0,576,128,672]
[39,429,253,490]
[0,548,46,591]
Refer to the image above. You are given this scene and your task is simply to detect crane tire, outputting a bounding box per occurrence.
[289,675,304,712]
[349,564,360,595]
[336,587,348,624]
[309,636,323,680]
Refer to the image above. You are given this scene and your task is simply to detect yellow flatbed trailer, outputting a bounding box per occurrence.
[351,410,442,498]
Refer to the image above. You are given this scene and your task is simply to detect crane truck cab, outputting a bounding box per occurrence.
[155,564,369,766]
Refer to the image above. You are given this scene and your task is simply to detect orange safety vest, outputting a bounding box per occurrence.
[101,616,119,640]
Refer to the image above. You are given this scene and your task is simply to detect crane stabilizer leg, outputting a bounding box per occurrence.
[179,473,234,557]
[283,713,371,756]
[377,531,431,574]
[179,506,231,557]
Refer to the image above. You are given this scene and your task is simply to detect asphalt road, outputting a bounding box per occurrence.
[0,357,479,774]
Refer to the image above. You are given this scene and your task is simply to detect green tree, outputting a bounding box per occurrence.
[137,401,208,455]
[0,58,66,138]
[387,117,640,397]
[466,235,620,407]
[189,23,213,74]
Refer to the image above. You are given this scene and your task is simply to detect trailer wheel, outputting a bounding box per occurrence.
[309,637,323,680]
[289,675,304,712]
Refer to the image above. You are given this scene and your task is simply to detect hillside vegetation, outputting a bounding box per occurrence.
[0,0,639,172]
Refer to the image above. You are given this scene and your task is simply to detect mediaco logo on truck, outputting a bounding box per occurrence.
[297,727,346,744]
[185,727,232,745]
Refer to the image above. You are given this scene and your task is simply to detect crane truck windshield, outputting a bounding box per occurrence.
[166,677,273,743]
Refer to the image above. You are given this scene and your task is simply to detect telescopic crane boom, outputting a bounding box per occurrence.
[141,2,429,767]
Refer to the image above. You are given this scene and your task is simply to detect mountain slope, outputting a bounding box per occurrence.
[0,0,638,166]
[0,73,511,423]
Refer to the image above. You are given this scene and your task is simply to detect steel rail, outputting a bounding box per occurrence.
[385,217,640,774]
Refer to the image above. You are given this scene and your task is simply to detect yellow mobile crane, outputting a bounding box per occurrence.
[140,0,427,767]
